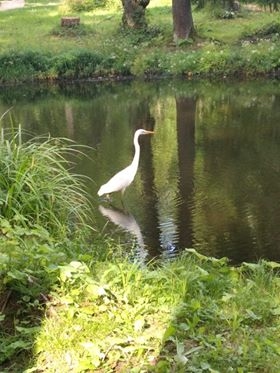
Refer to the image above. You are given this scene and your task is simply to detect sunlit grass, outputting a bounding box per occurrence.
[196,9,279,44]
[0,0,280,80]
[28,252,280,372]
[149,0,170,7]
[0,0,121,53]
[1,0,273,54]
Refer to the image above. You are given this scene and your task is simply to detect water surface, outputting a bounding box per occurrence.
[1,79,280,264]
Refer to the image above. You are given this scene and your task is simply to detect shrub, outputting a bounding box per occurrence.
[197,47,232,74]
[51,50,104,78]
[168,50,200,75]
[0,51,50,82]
[131,51,169,76]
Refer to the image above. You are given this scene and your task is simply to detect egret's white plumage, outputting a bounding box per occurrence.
[97,129,154,197]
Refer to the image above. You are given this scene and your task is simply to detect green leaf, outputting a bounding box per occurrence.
[162,325,176,342]
[271,307,280,316]
[245,309,261,320]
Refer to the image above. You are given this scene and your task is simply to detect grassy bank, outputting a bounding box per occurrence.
[0,0,280,82]
[2,242,280,372]
[1,129,280,372]
[31,253,280,373]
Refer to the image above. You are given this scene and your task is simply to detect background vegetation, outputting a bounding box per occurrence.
[0,0,279,82]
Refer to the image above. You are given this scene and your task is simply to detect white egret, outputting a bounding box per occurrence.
[97,129,154,197]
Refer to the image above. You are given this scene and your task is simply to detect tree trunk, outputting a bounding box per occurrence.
[172,0,194,43]
[121,0,150,29]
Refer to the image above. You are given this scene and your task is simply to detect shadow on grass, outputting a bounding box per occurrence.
[152,256,280,372]
[0,289,49,372]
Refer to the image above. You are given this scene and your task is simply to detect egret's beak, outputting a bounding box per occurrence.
[145,130,154,134]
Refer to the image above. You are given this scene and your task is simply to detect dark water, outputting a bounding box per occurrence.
[1,79,280,264]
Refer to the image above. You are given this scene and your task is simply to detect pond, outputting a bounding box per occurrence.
[0,79,280,264]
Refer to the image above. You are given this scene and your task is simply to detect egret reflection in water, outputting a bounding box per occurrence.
[99,205,147,262]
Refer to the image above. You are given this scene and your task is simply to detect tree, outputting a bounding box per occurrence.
[172,0,195,43]
[121,0,150,29]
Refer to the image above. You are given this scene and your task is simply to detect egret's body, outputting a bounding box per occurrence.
[97,129,154,197]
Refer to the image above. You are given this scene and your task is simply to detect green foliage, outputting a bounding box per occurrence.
[1,221,280,373]
[0,221,94,368]
[196,47,231,74]
[0,127,95,368]
[24,251,280,372]
[167,50,200,75]
[153,253,280,372]
[131,50,169,76]
[51,50,104,79]
[239,40,280,74]
[0,127,91,236]
[1,43,279,81]
[202,0,238,19]
[30,257,182,371]
[0,51,50,83]
[242,21,280,43]
[121,25,162,46]
[0,220,64,294]
[0,49,131,81]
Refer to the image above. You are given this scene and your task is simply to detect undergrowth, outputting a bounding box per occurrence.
[26,251,280,372]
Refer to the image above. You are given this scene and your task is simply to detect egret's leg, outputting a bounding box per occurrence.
[99,194,111,203]
[106,194,113,203]
[120,189,126,209]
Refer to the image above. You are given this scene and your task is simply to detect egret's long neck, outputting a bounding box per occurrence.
[131,133,141,174]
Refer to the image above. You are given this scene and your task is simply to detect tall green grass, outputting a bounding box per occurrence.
[0,126,92,236]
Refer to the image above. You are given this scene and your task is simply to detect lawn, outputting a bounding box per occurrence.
[0,0,278,51]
